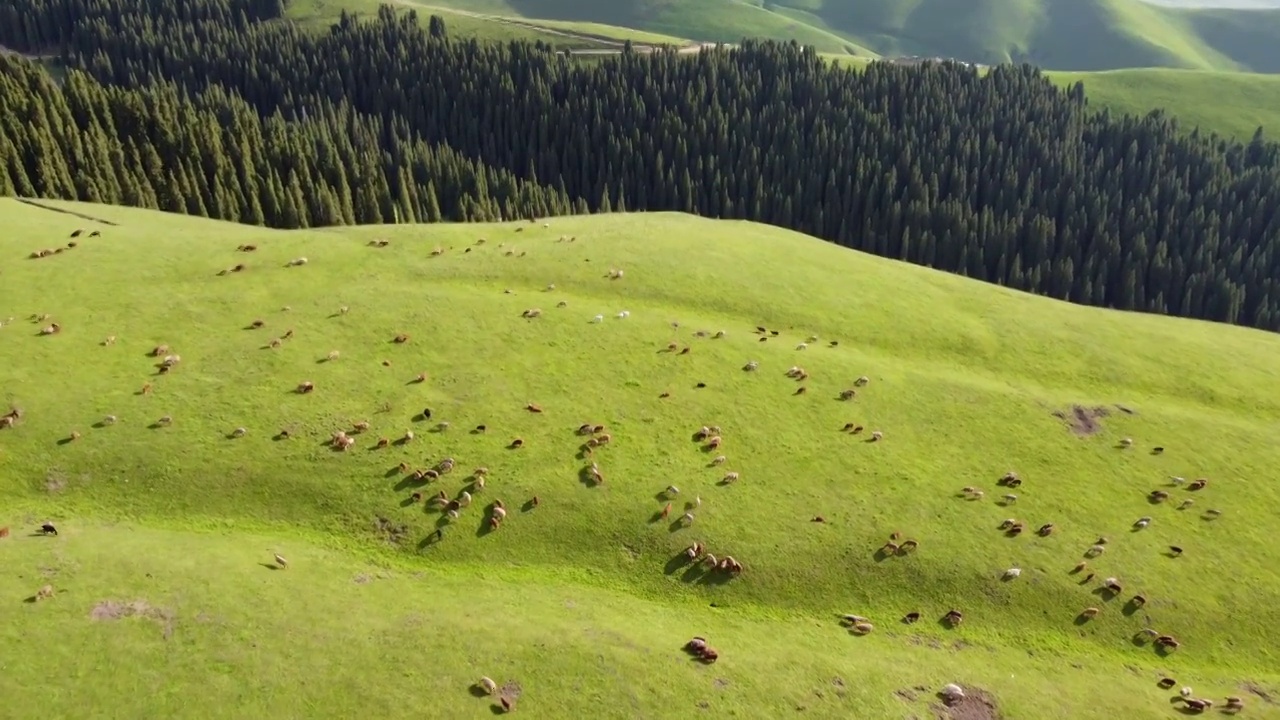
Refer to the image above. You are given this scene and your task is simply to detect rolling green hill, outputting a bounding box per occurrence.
[296,0,1280,70]
[1045,67,1280,142]
[4,198,1280,718]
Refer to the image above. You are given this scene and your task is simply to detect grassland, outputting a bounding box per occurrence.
[294,0,1280,68]
[1045,67,1280,141]
[4,197,1280,718]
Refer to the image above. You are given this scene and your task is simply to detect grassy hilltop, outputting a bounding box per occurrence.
[4,198,1280,718]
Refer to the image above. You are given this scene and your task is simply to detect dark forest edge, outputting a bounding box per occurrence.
[1,0,1279,332]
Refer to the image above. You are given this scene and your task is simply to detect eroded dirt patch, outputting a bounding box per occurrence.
[1243,681,1277,704]
[1052,405,1111,436]
[90,600,175,638]
[373,516,409,544]
[934,688,1001,720]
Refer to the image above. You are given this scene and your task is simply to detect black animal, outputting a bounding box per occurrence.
[40,523,58,535]
[422,407,432,420]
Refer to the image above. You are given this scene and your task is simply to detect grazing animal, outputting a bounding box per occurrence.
[943,609,963,626]
[1188,478,1207,491]
[1149,490,1169,502]
[1072,561,1087,573]
[1120,437,1133,448]
[1225,696,1244,711]
[743,360,759,371]
[1152,446,1164,454]
[141,383,152,395]
[706,436,722,450]
[1133,517,1151,529]
[478,677,497,695]
[851,621,874,635]
[287,257,308,266]
[898,539,918,552]
[35,585,55,601]
[40,523,58,536]
[250,319,265,329]
[870,430,883,441]
[712,455,727,465]
[1168,545,1183,557]
[1177,499,1194,510]
[273,553,288,569]
[231,427,247,438]
[722,472,739,484]
[327,350,340,361]
[376,437,389,449]
[1037,523,1054,536]
[903,612,920,623]
[854,375,869,386]
[839,389,856,400]
[526,403,543,413]
[1157,678,1177,689]
[686,542,703,559]
[393,333,409,344]
[297,381,315,394]
[1003,567,1022,580]
[1079,607,1100,619]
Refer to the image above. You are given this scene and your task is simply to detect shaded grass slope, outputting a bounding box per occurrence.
[3,198,1280,717]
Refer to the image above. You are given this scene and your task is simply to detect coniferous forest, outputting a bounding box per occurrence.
[2,0,1280,330]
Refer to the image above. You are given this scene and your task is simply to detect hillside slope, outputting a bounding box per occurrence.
[3,198,1280,716]
[346,0,1280,69]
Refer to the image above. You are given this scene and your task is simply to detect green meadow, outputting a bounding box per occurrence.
[3,198,1280,718]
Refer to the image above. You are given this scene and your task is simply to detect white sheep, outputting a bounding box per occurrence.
[459,491,472,507]
[592,314,604,323]
[796,342,808,350]
[854,375,869,387]
[232,427,247,438]
[287,257,308,266]
[1003,567,1021,580]
[870,430,883,441]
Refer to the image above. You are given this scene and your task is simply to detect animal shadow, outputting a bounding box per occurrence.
[1072,614,1094,627]
[521,499,537,512]
[147,422,165,430]
[664,553,692,576]
[468,686,489,699]
[92,421,110,429]
[56,436,76,446]
[667,519,686,533]
[258,563,280,571]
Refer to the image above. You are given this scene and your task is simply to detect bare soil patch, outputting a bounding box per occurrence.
[933,687,1002,720]
[373,516,409,544]
[90,599,176,638]
[1243,681,1277,704]
[1052,404,1111,436]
